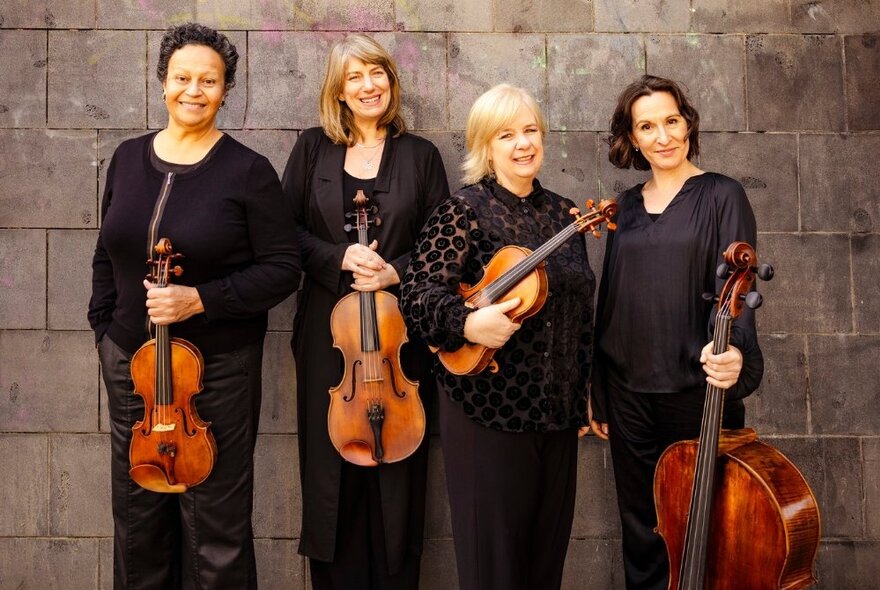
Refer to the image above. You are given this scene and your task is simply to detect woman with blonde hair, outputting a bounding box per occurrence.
[400,83,596,590]
[281,33,449,588]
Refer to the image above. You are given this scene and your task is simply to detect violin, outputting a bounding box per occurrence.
[434,198,617,376]
[327,191,426,467]
[129,238,217,493]
[654,242,820,590]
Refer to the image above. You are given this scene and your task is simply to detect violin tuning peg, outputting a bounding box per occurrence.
[744,291,763,309]
[592,230,601,239]
[585,199,595,208]
[716,262,731,279]
[756,263,774,281]
[373,216,382,227]
[607,222,617,231]
[343,223,353,232]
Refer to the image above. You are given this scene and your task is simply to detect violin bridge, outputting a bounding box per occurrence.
[154,423,176,432]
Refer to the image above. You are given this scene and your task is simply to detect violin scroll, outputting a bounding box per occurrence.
[573,198,618,238]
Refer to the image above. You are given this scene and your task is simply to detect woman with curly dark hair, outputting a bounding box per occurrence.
[589,75,764,590]
[89,23,300,589]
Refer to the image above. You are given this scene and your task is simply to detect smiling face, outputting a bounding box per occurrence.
[162,44,226,132]
[488,103,544,197]
[339,57,391,129]
[629,91,691,174]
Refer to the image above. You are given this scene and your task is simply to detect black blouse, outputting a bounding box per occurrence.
[400,178,596,432]
[590,172,763,421]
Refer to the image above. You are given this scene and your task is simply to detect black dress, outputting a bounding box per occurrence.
[280,127,449,580]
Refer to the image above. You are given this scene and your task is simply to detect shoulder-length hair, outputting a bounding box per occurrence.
[608,75,700,171]
[462,84,547,185]
[318,33,406,146]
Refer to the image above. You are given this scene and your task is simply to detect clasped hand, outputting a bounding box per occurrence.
[462,297,522,349]
[143,280,205,325]
[343,240,399,291]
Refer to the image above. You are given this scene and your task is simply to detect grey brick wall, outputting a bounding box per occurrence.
[1,1,877,588]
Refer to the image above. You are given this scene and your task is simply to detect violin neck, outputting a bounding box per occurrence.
[480,222,580,305]
[677,310,732,590]
[154,324,173,405]
[356,215,381,352]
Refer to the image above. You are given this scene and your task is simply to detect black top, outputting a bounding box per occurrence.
[400,178,596,432]
[590,172,763,421]
[89,131,301,356]
[342,170,377,218]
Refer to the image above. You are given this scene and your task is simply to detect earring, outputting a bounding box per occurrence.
[221,98,226,108]
[633,146,640,152]
[162,91,166,101]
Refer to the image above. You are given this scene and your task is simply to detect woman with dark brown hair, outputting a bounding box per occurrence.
[589,75,764,590]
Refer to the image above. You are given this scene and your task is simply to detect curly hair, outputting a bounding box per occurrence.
[156,23,238,91]
[607,75,700,171]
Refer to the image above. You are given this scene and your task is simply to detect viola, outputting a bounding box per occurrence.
[327,190,426,467]
[129,238,217,493]
[434,198,617,376]
[654,242,820,590]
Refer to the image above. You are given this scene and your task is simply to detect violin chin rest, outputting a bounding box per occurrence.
[340,441,379,467]
[130,464,189,493]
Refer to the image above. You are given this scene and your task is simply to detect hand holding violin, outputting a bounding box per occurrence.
[143,280,204,325]
[463,297,522,349]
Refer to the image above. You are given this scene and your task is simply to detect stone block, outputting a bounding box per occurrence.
[396,0,491,32]
[48,229,98,331]
[864,439,880,538]
[596,140,651,200]
[595,0,691,32]
[48,30,146,129]
[0,331,98,432]
[791,0,880,34]
[845,35,880,131]
[809,336,880,435]
[0,30,46,128]
[373,32,448,131]
[255,539,306,590]
[754,234,851,334]
[269,292,297,333]
[419,131,465,193]
[247,32,341,129]
[0,130,97,228]
[571,436,620,538]
[646,35,745,131]
[227,130,299,180]
[816,541,880,589]
[424,436,452,538]
[769,436,862,538]
[548,35,644,132]
[147,30,247,131]
[800,134,880,233]
[49,434,112,537]
[852,235,880,334]
[699,132,798,232]
[0,435,48,535]
[495,0,594,33]
[746,35,844,131]
[253,433,300,538]
[562,539,623,590]
[97,130,147,212]
[99,537,112,590]
[0,0,95,28]
[692,0,792,33]
[448,33,546,130]
[260,332,298,434]
[419,539,458,590]
[96,0,194,29]
[744,334,809,435]
[543,132,599,204]
[0,229,46,329]
[0,538,99,589]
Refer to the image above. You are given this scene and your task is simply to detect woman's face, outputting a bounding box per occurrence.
[339,57,391,128]
[162,44,226,131]
[488,103,544,196]
[629,91,690,173]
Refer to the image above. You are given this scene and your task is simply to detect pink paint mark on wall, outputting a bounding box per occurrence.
[138,0,161,21]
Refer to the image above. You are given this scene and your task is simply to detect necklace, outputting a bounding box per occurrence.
[354,136,386,170]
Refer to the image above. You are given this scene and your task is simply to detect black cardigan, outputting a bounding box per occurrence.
[88,132,301,356]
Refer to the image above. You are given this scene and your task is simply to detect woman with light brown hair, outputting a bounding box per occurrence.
[281,33,449,588]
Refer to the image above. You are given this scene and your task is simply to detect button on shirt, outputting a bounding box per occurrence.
[400,178,596,432]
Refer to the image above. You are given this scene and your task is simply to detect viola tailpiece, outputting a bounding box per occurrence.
[654,242,820,590]
[129,238,217,493]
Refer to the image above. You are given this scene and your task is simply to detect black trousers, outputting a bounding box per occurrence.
[100,335,263,590]
[308,461,422,590]
[438,392,578,590]
[606,384,744,590]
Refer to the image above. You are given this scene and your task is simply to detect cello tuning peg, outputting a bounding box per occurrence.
[343,223,353,232]
[373,216,382,227]
[702,292,717,303]
[756,263,774,281]
[744,291,763,309]
[716,262,731,279]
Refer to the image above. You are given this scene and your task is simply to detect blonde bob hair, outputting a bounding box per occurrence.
[319,33,406,146]
[462,84,547,185]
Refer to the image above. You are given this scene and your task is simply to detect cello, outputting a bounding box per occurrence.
[129,238,217,493]
[654,241,820,590]
[327,190,426,467]
[434,198,617,375]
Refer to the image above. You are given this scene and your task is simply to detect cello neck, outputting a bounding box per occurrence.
[677,309,732,590]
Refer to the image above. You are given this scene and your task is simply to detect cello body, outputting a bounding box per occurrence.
[655,431,820,590]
